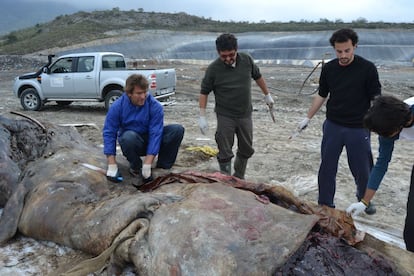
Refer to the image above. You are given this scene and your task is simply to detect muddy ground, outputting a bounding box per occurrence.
[0,62,413,275]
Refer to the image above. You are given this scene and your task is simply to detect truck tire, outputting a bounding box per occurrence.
[20,88,43,111]
[105,90,123,111]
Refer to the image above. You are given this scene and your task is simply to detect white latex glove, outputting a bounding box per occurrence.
[152,155,158,169]
[198,116,209,135]
[264,94,274,108]
[346,202,366,216]
[142,164,152,179]
[106,164,118,177]
[297,117,310,131]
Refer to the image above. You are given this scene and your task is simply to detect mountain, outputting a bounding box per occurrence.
[1,5,414,67]
[0,0,80,35]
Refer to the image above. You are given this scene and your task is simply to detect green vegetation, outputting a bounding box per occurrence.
[1,8,413,55]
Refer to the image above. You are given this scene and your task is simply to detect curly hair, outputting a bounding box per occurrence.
[329,28,358,46]
[364,95,412,137]
[215,33,238,52]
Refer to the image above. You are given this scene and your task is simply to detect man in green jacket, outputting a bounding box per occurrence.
[198,33,274,179]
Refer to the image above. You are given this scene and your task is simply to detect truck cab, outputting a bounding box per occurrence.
[13,52,176,111]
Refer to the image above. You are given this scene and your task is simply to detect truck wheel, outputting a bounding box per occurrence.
[20,88,43,111]
[105,90,123,111]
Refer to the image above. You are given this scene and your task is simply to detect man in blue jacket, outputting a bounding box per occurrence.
[103,74,184,185]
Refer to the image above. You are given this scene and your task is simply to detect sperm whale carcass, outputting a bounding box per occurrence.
[0,114,412,275]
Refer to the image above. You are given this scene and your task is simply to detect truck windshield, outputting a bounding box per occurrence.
[50,58,73,73]
[102,55,126,70]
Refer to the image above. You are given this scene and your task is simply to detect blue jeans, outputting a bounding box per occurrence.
[118,124,184,170]
[318,120,373,207]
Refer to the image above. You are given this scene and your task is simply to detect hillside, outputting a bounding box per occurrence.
[1,9,414,55]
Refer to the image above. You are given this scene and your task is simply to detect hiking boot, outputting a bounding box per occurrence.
[152,168,172,178]
[233,156,248,179]
[364,201,376,215]
[129,168,141,177]
[129,168,144,189]
[219,161,231,175]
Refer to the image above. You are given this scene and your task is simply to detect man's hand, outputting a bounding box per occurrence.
[142,164,152,179]
[297,117,310,131]
[198,116,209,135]
[346,202,366,216]
[106,164,123,182]
[107,164,119,177]
[264,94,274,108]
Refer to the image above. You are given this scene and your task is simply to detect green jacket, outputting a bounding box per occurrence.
[201,52,262,118]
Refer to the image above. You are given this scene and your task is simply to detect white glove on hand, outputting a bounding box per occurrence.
[152,155,158,169]
[297,117,310,131]
[346,202,366,216]
[264,94,274,108]
[106,164,118,177]
[198,116,209,135]
[142,164,152,179]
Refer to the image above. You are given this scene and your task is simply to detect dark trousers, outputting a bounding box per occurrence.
[404,165,414,252]
[215,114,254,163]
[318,120,373,207]
[119,124,184,170]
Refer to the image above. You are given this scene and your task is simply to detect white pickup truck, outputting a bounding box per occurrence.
[12,52,176,111]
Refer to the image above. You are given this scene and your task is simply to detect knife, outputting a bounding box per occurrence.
[268,105,276,123]
[81,163,123,182]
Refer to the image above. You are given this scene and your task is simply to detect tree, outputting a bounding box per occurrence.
[6,33,18,44]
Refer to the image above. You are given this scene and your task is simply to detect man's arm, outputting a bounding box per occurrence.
[307,94,326,119]
[294,94,326,134]
[143,154,155,166]
[199,93,208,110]
[255,76,275,109]
[255,76,270,96]
[107,155,116,165]
[198,93,209,135]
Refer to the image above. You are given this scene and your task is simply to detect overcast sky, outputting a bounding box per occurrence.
[67,0,414,23]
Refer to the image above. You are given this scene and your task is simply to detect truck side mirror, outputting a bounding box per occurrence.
[42,67,49,74]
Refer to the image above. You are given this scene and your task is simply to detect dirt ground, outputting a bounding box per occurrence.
[1,62,414,275]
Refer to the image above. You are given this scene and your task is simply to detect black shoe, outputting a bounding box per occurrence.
[143,176,153,184]
[131,177,143,189]
[129,168,141,177]
[364,202,376,215]
[129,168,144,189]
[106,170,123,183]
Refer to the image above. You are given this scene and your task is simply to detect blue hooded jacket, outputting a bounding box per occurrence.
[103,92,164,156]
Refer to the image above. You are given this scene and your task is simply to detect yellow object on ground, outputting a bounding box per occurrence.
[186,145,218,157]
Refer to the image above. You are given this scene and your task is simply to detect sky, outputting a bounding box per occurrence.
[69,0,414,23]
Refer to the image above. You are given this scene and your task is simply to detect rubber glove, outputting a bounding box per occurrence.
[198,108,208,135]
[346,202,366,216]
[297,117,310,131]
[264,94,274,108]
[107,164,118,177]
[152,155,158,169]
[142,164,152,179]
[106,164,123,182]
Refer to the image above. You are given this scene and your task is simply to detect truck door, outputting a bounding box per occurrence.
[42,57,75,98]
[73,56,98,97]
